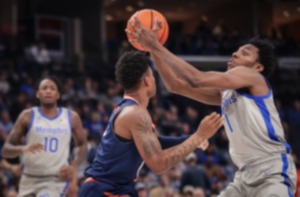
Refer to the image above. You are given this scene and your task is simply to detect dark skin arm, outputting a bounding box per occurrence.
[2,109,43,158]
[59,111,87,197]
[127,19,269,102]
[114,106,223,174]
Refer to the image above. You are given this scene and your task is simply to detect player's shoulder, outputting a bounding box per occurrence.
[228,66,261,75]
[117,105,150,122]
[17,108,34,125]
[227,66,264,81]
[67,109,81,119]
[228,66,254,73]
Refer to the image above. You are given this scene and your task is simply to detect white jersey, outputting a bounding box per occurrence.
[222,85,291,169]
[22,107,72,176]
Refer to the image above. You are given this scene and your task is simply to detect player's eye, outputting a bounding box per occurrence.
[242,51,249,56]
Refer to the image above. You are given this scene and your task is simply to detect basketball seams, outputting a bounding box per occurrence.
[134,11,145,51]
[150,10,154,29]
[159,19,166,44]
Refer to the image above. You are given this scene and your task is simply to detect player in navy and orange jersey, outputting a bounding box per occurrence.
[79,51,224,197]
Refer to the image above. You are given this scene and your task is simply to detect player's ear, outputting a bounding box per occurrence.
[35,92,40,99]
[56,92,60,100]
[144,75,150,86]
[255,63,264,73]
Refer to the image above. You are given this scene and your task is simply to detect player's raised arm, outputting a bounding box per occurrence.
[117,106,223,174]
[126,17,222,106]
[2,109,43,158]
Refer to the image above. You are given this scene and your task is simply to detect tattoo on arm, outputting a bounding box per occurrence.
[135,112,160,158]
[164,138,198,167]
[133,109,200,172]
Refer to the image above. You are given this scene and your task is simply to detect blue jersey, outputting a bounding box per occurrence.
[84,98,144,187]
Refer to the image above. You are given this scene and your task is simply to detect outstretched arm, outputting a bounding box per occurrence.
[151,52,222,106]
[117,106,223,174]
[158,136,209,151]
[2,109,44,158]
[127,18,265,101]
[126,18,221,106]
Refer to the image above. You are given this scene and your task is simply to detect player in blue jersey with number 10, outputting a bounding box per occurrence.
[2,76,87,197]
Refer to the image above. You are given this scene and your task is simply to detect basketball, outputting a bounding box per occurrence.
[126,9,169,51]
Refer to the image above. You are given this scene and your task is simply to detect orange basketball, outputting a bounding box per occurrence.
[126,9,169,51]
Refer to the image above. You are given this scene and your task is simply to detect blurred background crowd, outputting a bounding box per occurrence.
[1,0,300,197]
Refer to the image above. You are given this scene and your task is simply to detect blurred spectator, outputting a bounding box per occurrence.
[0,111,13,150]
[29,40,50,65]
[135,182,148,197]
[198,144,228,166]
[180,152,211,196]
[84,111,105,142]
[27,40,51,78]
[202,155,227,194]
[287,99,300,158]
[182,185,194,197]
[0,73,10,94]
[78,77,99,100]
[19,76,35,97]
[181,106,200,133]
[193,187,206,197]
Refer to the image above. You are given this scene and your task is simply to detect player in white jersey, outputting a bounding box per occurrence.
[128,19,297,196]
[2,76,87,197]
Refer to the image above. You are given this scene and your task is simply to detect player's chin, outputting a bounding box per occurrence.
[41,99,56,105]
[150,90,156,98]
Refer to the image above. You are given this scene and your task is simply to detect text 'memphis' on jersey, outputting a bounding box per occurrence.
[23,107,72,176]
[221,83,291,169]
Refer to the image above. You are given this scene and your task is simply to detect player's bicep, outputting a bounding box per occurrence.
[70,111,86,146]
[177,86,221,106]
[130,111,162,165]
[199,67,255,90]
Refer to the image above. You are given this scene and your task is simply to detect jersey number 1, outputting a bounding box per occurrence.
[44,137,59,152]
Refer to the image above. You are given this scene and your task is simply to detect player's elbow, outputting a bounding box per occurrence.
[148,164,167,175]
[2,147,11,159]
[146,157,168,174]
[168,79,191,94]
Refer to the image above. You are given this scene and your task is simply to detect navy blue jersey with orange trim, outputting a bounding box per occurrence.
[84,98,143,187]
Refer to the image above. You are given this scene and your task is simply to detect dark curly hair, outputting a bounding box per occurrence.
[248,38,276,77]
[35,75,63,94]
[115,51,150,91]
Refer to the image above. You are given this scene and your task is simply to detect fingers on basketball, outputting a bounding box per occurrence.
[126,9,169,51]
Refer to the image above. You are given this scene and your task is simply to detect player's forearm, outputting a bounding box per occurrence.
[71,143,87,168]
[150,43,205,88]
[2,143,25,158]
[156,134,203,174]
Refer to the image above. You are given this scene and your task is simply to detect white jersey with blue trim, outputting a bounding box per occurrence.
[22,107,72,176]
[222,87,291,169]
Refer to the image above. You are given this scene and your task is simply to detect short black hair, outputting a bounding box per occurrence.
[115,51,150,91]
[248,38,276,77]
[35,75,63,94]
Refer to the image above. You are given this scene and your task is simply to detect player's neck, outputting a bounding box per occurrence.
[123,92,149,108]
[40,104,59,117]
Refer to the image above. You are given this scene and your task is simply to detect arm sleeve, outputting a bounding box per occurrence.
[158,135,190,149]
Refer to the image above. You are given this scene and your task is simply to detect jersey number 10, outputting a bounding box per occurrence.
[44,137,59,152]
